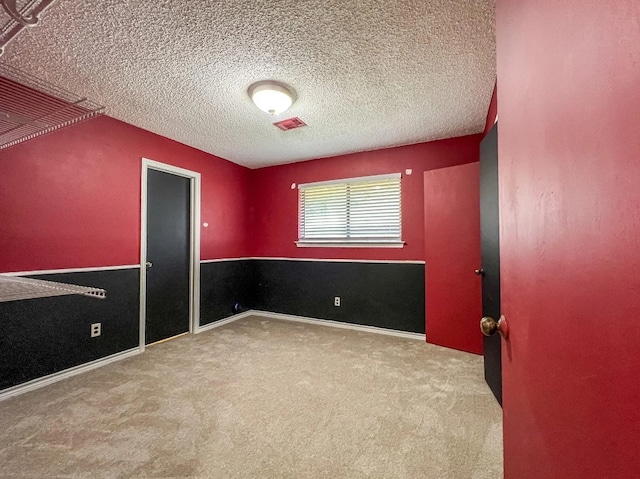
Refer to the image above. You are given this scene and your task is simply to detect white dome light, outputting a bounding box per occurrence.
[249,81,295,115]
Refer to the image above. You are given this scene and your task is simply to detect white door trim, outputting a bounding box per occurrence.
[140,158,201,352]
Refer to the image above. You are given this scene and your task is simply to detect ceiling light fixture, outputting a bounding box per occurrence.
[248,80,296,115]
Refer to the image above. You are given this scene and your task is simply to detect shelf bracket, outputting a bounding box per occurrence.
[2,0,40,26]
[0,0,57,56]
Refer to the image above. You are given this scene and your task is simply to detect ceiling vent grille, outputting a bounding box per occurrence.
[0,63,104,150]
[273,117,307,131]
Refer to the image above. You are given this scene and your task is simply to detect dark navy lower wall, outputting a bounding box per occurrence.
[200,260,255,326]
[253,259,425,333]
[0,268,139,391]
[2,259,424,392]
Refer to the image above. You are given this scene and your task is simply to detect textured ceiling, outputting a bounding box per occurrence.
[2,0,496,168]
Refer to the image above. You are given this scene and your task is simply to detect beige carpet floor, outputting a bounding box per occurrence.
[0,315,503,478]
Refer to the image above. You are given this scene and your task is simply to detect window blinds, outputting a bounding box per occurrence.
[298,173,402,243]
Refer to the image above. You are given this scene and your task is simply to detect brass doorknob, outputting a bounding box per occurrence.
[480,315,509,339]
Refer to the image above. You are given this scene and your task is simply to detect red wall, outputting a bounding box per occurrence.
[0,118,481,271]
[250,136,482,260]
[497,0,640,477]
[0,116,251,273]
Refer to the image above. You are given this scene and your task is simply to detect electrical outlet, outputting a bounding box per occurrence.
[91,323,101,338]
[334,296,341,307]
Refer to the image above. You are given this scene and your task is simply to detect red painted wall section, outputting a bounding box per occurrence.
[424,163,482,354]
[483,82,497,136]
[250,135,482,261]
[0,116,251,273]
[497,0,640,477]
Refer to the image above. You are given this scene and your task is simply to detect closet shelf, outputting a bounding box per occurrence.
[0,62,105,150]
[0,275,106,302]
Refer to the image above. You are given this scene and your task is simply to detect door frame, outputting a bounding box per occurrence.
[139,158,201,352]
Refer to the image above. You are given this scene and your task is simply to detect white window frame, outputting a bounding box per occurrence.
[296,173,404,248]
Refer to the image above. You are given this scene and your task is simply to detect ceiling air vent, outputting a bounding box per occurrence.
[273,117,306,131]
[0,63,105,150]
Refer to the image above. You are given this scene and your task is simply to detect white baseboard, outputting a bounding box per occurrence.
[0,348,140,402]
[250,310,426,341]
[195,310,254,333]
[196,309,425,340]
[1,311,423,402]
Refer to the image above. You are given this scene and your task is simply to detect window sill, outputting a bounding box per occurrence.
[295,241,405,248]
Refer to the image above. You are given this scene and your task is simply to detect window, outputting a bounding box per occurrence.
[297,173,403,247]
